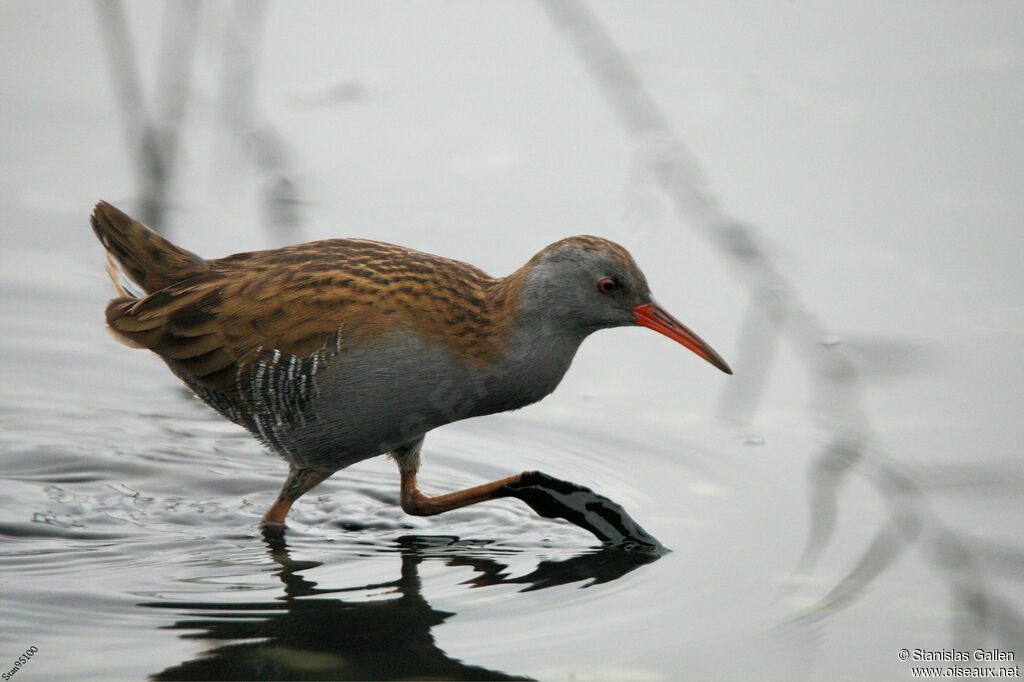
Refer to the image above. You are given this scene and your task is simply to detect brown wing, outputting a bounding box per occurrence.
[105,266,355,394]
[104,238,501,395]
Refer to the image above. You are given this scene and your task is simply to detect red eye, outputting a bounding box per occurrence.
[598,277,618,294]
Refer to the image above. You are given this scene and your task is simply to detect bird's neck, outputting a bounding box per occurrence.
[473,266,591,412]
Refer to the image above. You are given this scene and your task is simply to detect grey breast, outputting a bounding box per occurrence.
[191,318,587,473]
[290,325,582,470]
[280,329,469,469]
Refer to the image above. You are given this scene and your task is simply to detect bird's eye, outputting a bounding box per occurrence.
[597,277,618,294]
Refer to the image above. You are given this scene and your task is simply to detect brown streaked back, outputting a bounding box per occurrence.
[95,206,512,396]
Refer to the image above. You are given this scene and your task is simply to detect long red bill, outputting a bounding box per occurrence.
[633,301,733,374]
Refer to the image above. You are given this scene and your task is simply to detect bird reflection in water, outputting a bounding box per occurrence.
[145,525,662,681]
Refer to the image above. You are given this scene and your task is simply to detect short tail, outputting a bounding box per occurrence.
[90,201,210,298]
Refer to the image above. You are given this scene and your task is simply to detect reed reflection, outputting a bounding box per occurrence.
[542,0,1024,648]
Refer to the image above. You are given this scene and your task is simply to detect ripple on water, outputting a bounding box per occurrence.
[4,333,740,680]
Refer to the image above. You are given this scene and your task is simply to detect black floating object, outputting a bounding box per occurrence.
[503,471,666,552]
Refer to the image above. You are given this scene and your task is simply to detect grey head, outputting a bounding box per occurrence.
[515,235,653,337]
[512,235,732,374]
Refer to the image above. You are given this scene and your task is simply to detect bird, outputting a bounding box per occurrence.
[90,200,731,533]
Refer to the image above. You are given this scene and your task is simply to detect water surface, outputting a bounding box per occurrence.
[2,2,1023,680]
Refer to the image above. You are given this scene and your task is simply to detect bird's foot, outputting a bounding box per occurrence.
[503,470,665,552]
[510,470,593,495]
[260,520,288,539]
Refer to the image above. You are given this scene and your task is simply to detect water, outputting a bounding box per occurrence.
[0,305,759,679]
[3,2,1024,680]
